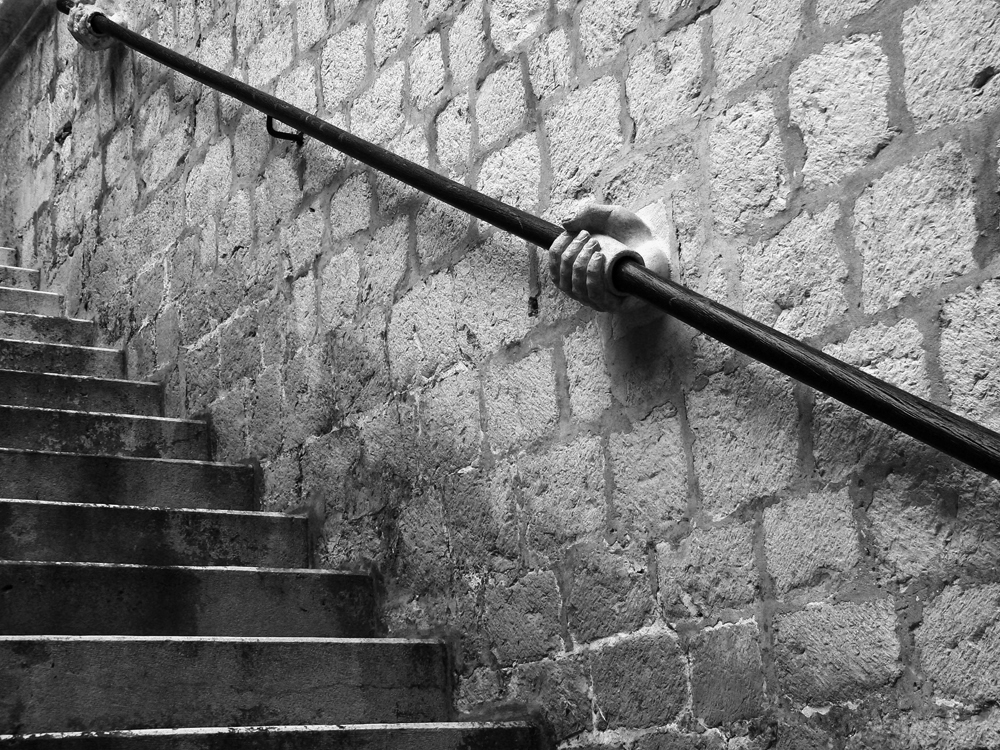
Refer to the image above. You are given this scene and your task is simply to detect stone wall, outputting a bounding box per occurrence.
[3,0,1000,746]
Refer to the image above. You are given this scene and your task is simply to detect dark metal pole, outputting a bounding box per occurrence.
[64,8,1000,481]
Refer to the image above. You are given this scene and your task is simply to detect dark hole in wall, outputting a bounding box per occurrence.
[971,66,997,89]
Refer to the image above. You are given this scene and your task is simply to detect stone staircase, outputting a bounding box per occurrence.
[0,247,541,749]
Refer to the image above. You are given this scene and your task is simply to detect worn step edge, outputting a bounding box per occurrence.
[0,448,256,511]
[0,288,62,316]
[0,722,542,749]
[0,312,96,347]
[0,561,380,638]
[0,266,40,290]
[0,369,162,416]
[0,636,451,733]
[0,404,208,460]
[0,498,308,567]
[0,338,122,378]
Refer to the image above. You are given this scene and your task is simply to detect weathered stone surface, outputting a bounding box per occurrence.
[815,0,878,25]
[448,1,484,86]
[688,365,798,518]
[453,234,532,355]
[626,25,703,142]
[941,280,1000,431]
[763,488,861,596]
[477,135,540,210]
[903,0,1000,131]
[373,0,410,65]
[436,96,471,174]
[567,543,651,643]
[789,35,890,187]
[484,569,562,663]
[548,77,623,199]
[812,319,929,481]
[484,349,557,453]
[350,62,404,144]
[579,0,639,67]
[610,404,688,535]
[475,64,525,149]
[590,631,688,728]
[690,621,765,727]
[856,142,977,313]
[410,33,445,109]
[773,599,901,703]
[658,521,757,618]
[712,0,801,94]
[387,273,459,385]
[741,204,848,337]
[565,321,613,422]
[322,24,368,108]
[917,584,1000,704]
[710,92,787,234]
[506,657,592,740]
[521,436,606,550]
[490,0,545,53]
[529,30,570,100]
[361,217,409,307]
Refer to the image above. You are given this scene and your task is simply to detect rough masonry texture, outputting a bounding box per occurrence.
[3,0,1000,747]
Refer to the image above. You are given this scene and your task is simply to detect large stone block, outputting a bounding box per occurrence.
[484,569,563,663]
[448,1,484,87]
[579,0,639,66]
[410,33,445,109]
[361,217,409,307]
[373,0,410,65]
[812,319,930,482]
[475,64,525,149]
[690,621,765,727]
[567,543,652,644]
[247,14,294,89]
[610,404,687,535]
[565,321,613,422]
[903,0,1000,131]
[387,273,459,385]
[712,0,801,94]
[789,34,890,187]
[477,134,540,210]
[940,280,1000,431]
[687,364,798,518]
[521,435,606,550]
[773,599,901,704]
[453,233,533,356]
[626,25,703,142]
[710,92,787,234]
[657,521,757,618]
[528,30,571,100]
[815,0,878,25]
[856,142,976,314]
[484,349,557,453]
[506,657,592,740]
[763,488,861,597]
[590,630,688,729]
[917,584,1000,705]
[350,61,405,145]
[490,0,546,53]
[741,204,847,337]
[547,77,623,199]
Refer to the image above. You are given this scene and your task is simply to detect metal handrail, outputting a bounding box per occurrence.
[58,6,1000,481]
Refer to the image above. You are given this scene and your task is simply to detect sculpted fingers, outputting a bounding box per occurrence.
[572,237,600,305]
[548,232,573,286]
[558,231,591,299]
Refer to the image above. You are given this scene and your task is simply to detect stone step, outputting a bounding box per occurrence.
[0,311,96,346]
[0,448,255,510]
[0,405,208,460]
[0,370,162,415]
[0,265,40,290]
[0,561,380,638]
[0,636,450,733]
[0,248,16,266]
[0,338,122,378]
[0,287,62,316]
[0,722,543,750]
[0,499,307,567]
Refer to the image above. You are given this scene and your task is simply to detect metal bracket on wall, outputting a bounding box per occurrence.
[266,116,304,146]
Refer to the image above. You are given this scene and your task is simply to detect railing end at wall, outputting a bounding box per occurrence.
[52,2,1000,483]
